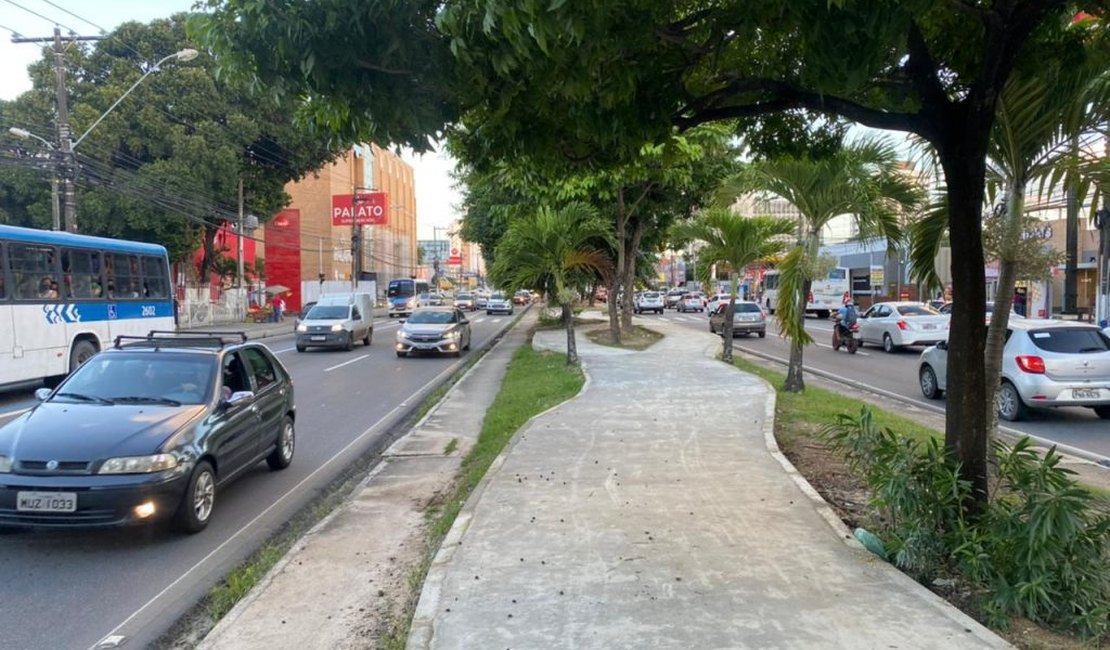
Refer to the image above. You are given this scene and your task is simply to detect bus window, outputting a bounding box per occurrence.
[827,268,847,281]
[62,248,103,299]
[108,253,142,299]
[763,273,779,290]
[9,243,60,300]
[0,245,6,300]
[141,256,169,298]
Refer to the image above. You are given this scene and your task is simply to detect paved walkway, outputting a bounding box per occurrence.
[407,317,1009,649]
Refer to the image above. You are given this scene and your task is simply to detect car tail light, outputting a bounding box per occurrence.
[850,323,860,332]
[1015,355,1045,374]
[896,320,908,331]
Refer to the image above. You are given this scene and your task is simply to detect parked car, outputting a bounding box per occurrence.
[454,293,477,311]
[938,301,1023,324]
[706,293,734,316]
[858,301,949,353]
[677,293,705,313]
[665,290,686,309]
[0,331,296,532]
[594,287,609,303]
[918,320,1110,421]
[487,293,514,315]
[634,291,665,314]
[396,307,472,358]
[295,293,374,352]
[512,290,532,306]
[709,301,767,337]
[293,301,316,332]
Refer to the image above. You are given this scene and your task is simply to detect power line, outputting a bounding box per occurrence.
[0,0,78,33]
[36,0,105,33]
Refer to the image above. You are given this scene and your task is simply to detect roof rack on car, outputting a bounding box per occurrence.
[112,331,248,350]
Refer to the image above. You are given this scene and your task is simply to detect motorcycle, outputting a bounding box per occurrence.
[832,320,861,354]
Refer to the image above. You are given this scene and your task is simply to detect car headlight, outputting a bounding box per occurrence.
[330,324,345,332]
[443,330,460,340]
[297,324,308,333]
[407,299,416,307]
[396,330,406,341]
[99,453,178,474]
[0,455,11,473]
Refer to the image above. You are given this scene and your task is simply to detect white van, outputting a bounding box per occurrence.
[295,293,374,352]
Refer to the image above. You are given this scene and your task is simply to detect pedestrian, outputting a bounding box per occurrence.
[273,294,286,322]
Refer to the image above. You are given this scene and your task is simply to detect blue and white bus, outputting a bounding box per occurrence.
[0,224,174,389]
[387,278,429,318]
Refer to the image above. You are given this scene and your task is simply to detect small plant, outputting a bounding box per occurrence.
[822,408,1110,640]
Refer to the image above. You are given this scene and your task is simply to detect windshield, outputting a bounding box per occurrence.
[407,310,457,324]
[1027,328,1110,354]
[456,294,472,300]
[736,303,762,313]
[307,305,349,320]
[387,280,414,298]
[490,293,505,300]
[898,304,941,316]
[643,292,660,299]
[56,354,215,405]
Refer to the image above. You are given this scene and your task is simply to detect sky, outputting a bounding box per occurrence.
[0,0,461,240]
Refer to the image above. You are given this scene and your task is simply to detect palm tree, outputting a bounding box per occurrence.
[733,139,923,392]
[490,202,614,365]
[671,210,794,363]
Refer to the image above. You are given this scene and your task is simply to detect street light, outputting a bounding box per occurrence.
[9,127,61,230]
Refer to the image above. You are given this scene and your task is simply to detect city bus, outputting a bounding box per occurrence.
[760,266,850,319]
[386,277,430,317]
[0,224,174,390]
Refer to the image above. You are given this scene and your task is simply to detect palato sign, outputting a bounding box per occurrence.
[332,192,389,226]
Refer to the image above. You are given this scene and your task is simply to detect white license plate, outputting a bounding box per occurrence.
[922,323,936,330]
[1072,389,1101,400]
[310,335,327,341]
[17,491,77,513]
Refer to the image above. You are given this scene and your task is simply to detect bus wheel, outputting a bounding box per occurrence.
[70,340,99,372]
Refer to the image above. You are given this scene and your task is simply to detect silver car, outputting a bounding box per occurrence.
[858,301,949,353]
[395,307,472,357]
[486,292,514,315]
[634,291,665,314]
[918,320,1110,421]
[709,301,766,337]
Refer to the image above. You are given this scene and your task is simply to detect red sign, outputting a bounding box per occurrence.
[273,215,290,228]
[447,255,463,266]
[332,192,389,226]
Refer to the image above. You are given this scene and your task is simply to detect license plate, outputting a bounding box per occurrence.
[417,345,436,350]
[17,491,77,513]
[1072,389,1100,400]
[922,323,936,330]
[311,335,327,342]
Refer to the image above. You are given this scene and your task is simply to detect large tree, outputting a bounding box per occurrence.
[1,14,345,273]
[199,1,1110,509]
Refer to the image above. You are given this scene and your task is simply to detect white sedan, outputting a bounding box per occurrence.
[858,301,949,353]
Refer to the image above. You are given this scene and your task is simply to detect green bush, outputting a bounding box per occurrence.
[822,409,1110,640]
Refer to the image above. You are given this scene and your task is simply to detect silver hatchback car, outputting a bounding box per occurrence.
[918,320,1110,421]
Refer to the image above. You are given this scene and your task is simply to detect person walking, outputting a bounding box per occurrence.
[273,294,286,322]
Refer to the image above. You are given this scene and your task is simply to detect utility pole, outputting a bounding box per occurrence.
[12,28,102,233]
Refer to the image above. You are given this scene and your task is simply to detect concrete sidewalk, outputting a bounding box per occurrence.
[407,317,1009,649]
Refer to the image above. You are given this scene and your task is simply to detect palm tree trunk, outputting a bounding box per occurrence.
[721,272,737,364]
[783,277,811,392]
[984,180,1025,437]
[563,302,579,366]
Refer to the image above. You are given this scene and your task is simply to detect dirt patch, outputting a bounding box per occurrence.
[584,324,663,350]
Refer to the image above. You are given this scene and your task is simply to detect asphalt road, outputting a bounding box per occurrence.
[652,308,1110,462]
[0,310,519,650]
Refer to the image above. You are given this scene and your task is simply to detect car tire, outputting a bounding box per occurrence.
[343,333,354,351]
[919,365,943,399]
[296,344,306,353]
[396,351,406,358]
[487,310,493,315]
[174,460,215,534]
[1093,406,1110,420]
[70,339,99,372]
[266,416,295,470]
[709,322,715,333]
[758,330,766,338]
[882,333,897,354]
[363,331,372,346]
[997,381,1028,422]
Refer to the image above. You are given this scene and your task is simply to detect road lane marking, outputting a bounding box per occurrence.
[324,354,370,372]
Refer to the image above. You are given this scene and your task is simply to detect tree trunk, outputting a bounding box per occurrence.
[938,135,991,513]
[609,199,627,344]
[199,222,220,284]
[606,277,621,343]
[563,302,578,366]
[984,179,1025,440]
[620,219,644,331]
[783,277,811,392]
[721,272,737,364]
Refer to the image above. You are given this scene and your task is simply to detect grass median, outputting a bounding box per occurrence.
[382,342,585,648]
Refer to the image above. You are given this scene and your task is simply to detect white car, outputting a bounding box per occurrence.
[634,291,665,314]
[486,293,514,315]
[858,301,949,353]
[918,320,1110,421]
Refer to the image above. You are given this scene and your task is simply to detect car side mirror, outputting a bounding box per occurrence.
[35,387,52,401]
[399,318,407,324]
[936,340,948,351]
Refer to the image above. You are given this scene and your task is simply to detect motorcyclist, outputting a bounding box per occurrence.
[834,300,859,348]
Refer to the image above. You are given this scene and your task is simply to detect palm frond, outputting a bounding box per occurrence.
[775,246,813,346]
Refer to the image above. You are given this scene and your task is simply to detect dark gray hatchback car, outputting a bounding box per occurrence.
[0,331,295,533]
